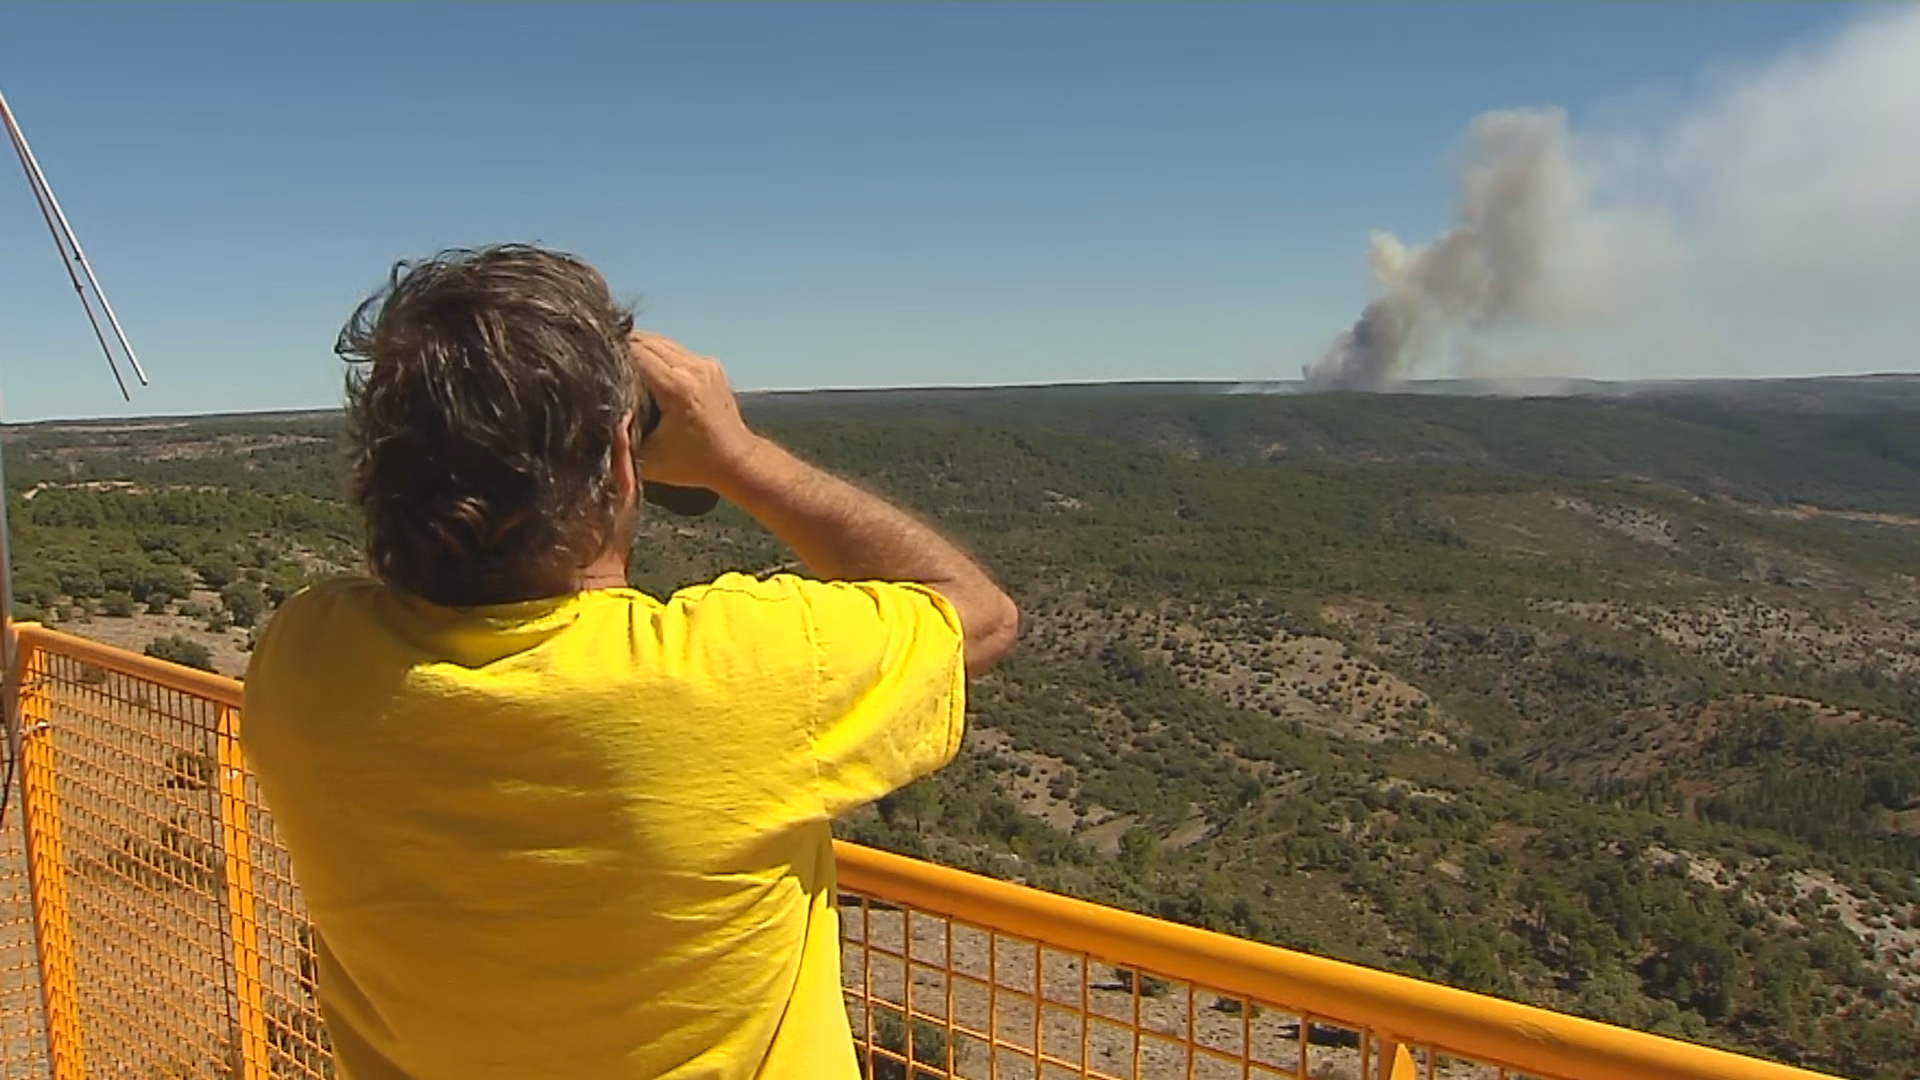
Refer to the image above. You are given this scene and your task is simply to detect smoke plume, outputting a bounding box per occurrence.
[1306,7,1920,390]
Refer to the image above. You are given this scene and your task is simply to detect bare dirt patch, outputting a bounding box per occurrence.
[1743,501,1920,531]
[1163,810,1214,851]
[48,594,253,678]
[1075,814,1140,859]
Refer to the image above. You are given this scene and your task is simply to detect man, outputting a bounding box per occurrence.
[241,244,1018,1079]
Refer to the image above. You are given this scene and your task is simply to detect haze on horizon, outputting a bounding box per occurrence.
[0,3,1914,423]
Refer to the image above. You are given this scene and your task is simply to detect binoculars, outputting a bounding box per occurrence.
[637,390,720,517]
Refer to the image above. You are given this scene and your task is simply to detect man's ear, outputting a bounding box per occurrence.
[611,411,640,506]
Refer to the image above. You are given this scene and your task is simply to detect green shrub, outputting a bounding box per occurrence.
[145,635,214,672]
[1211,996,1264,1019]
[1114,968,1173,998]
[860,1006,957,1080]
[195,552,239,590]
[221,581,267,627]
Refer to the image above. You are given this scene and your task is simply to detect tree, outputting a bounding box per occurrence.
[99,557,146,599]
[264,562,312,606]
[196,552,239,590]
[11,568,59,609]
[221,581,267,627]
[1447,937,1505,993]
[141,565,194,605]
[878,780,942,834]
[55,563,104,599]
[1119,826,1159,881]
[860,1006,957,1080]
[138,531,186,563]
[145,636,214,673]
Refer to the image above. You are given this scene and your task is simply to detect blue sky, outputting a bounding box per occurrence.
[0,2,1874,421]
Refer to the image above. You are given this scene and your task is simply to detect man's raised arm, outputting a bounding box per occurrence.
[631,335,1019,677]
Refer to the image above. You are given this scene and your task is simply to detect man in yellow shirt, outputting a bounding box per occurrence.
[241,245,1019,1079]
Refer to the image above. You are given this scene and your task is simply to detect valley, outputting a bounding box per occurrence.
[5,378,1918,1078]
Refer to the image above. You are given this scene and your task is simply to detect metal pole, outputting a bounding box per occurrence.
[0,87,148,389]
[2,115,130,403]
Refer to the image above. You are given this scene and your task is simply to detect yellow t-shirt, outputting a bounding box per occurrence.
[240,572,967,1080]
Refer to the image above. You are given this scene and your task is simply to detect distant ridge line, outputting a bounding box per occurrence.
[5,371,1918,428]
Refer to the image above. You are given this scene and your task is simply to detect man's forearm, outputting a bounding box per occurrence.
[717,438,964,581]
[713,436,1018,675]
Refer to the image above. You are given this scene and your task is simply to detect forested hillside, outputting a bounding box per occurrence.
[5,381,1918,1078]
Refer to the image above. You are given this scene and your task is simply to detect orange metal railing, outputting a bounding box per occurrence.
[833,844,1847,1080]
[0,624,1842,1080]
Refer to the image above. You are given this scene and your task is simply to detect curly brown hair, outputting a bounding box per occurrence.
[337,244,642,607]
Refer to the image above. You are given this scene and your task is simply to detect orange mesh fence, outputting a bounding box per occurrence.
[832,846,1841,1080]
[835,856,1509,1080]
[10,627,324,1079]
[838,890,1427,1080]
[2,626,1839,1080]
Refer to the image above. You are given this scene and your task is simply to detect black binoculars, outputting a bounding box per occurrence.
[637,391,720,517]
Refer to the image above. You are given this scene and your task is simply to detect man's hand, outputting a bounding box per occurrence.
[628,333,766,493]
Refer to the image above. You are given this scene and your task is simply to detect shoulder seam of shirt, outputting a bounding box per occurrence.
[796,581,830,823]
[671,575,801,606]
[684,576,929,605]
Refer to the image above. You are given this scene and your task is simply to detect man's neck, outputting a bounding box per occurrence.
[576,547,630,591]
[576,503,640,592]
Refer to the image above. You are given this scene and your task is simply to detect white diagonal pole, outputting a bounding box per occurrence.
[1,85,149,395]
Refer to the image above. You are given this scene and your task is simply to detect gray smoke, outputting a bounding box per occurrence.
[1306,7,1920,391]
[1305,109,1586,390]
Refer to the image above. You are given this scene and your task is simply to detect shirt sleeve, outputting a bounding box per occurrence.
[667,572,967,822]
[796,576,968,820]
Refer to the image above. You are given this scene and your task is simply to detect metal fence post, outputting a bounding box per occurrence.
[217,703,271,1079]
[1378,1037,1415,1080]
[16,642,83,1079]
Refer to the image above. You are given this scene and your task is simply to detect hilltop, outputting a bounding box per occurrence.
[4,376,1918,1078]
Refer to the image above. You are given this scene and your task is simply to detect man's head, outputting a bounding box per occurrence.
[338,244,643,607]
